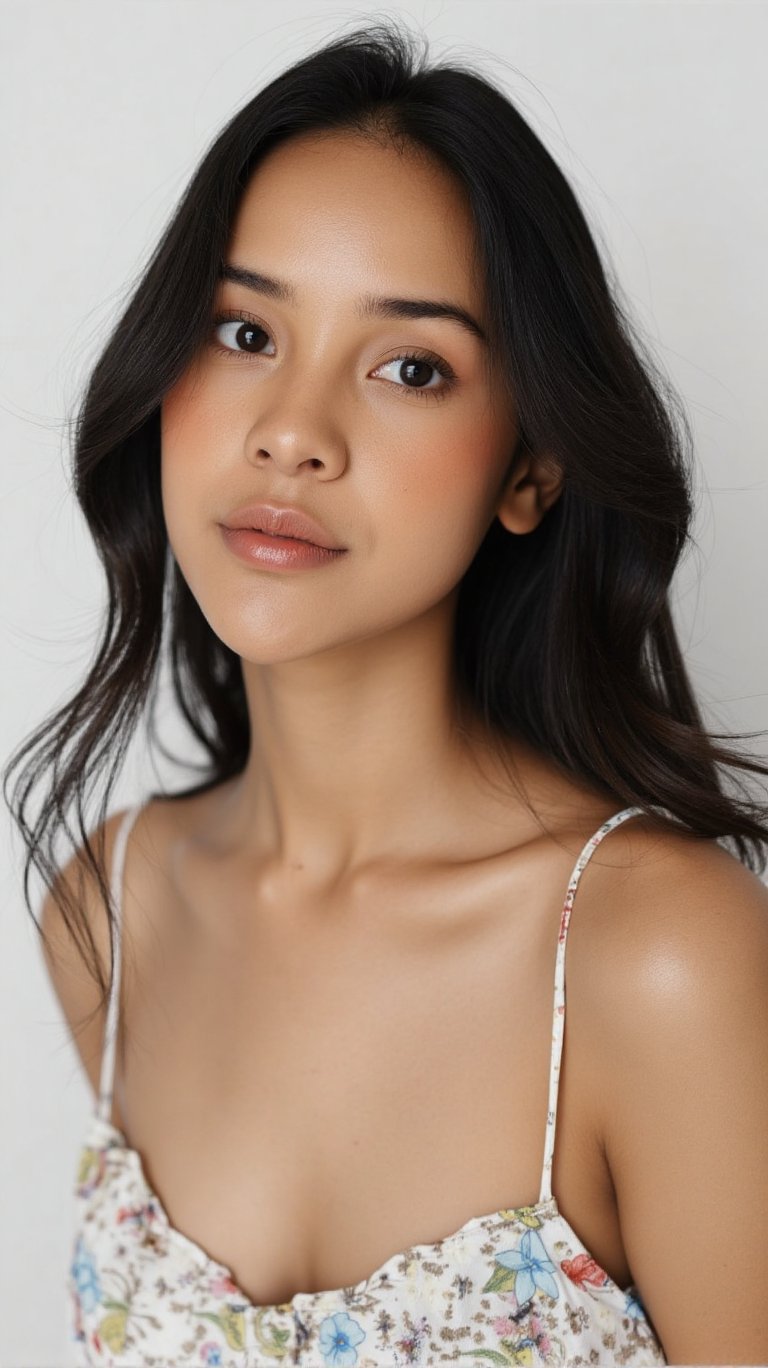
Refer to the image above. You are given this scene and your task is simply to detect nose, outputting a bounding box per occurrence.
[245,429,347,478]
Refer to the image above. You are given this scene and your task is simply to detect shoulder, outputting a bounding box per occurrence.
[39,805,138,1099]
[572,814,768,1124]
[576,815,768,1046]
[575,815,768,1362]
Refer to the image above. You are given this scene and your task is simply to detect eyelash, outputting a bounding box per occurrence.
[209,309,457,402]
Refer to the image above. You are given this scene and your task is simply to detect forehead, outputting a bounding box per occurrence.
[226,130,484,310]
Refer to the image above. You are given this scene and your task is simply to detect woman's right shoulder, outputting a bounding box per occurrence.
[39,803,145,1101]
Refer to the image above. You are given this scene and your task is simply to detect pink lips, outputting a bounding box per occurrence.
[219,525,347,570]
[220,502,344,551]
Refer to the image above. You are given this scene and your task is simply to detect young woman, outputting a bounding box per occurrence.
[6,18,768,1368]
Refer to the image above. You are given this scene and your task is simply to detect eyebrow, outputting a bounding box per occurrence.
[219,263,487,345]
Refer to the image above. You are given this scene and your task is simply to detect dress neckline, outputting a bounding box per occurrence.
[84,798,651,1320]
[81,1108,640,1317]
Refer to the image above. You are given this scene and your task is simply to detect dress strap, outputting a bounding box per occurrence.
[537,805,646,1204]
[96,802,145,1124]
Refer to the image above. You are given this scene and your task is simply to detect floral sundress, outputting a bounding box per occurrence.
[69,802,668,1366]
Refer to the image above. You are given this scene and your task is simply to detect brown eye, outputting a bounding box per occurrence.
[372,349,456,401]
[209,311,457,403]
[211,313,275,356]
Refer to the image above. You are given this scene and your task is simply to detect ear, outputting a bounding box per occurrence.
[496,446,564,535]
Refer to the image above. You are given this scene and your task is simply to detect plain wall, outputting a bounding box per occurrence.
[1,2,766,1362]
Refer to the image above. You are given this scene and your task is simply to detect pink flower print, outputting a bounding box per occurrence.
[70,1285,85,1343]
[116,1202,155,1226]
[492,1315,519,1335]
[209,1273,242,1296]
[200,1342,223,1365]
[528,1311,550,1356]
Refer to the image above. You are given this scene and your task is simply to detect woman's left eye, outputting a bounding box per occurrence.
[372,352,455,400]
[210,312,457,402]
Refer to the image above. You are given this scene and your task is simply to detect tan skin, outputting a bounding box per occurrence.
[44,130,768,1363]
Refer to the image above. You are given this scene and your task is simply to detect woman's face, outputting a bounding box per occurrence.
[161,129,520,663]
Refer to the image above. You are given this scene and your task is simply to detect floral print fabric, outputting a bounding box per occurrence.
[68,803,668,1366]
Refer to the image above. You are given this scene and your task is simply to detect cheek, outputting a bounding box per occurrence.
[378,420,508,574]
[161,369,232,479]
[160,371,235,530]
[159,376,224,589]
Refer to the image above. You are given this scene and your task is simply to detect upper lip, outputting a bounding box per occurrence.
[220,502,346,551]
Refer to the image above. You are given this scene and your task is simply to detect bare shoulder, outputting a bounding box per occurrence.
[573,813,768,1118]
[575,814,768,1034]
[39,805,138,1100]
[573,815,768,1362]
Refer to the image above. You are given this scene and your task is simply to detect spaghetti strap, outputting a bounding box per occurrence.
[537,805,646,1204]
[96,802,145,1125]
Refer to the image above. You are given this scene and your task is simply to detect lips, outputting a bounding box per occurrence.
[220,502,345,551]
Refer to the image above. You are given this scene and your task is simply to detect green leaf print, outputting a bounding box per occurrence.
[481,1263,518,1295]
[457,1346,537,1366]
[252,1307,292,1358]
[194,1306,247,1350]
[455,1351,514,1365]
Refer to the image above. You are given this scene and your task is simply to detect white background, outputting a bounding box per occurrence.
[1,2,767,1362]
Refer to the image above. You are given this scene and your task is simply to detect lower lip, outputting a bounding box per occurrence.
[219,525,347,570]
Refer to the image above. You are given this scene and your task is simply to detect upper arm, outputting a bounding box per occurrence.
[587,830,768,1364]
[39,807,129,1102]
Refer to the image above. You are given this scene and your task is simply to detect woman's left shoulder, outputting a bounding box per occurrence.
[573,814,768,1362]
[579,812,768,1003]
[569,809,768,1099]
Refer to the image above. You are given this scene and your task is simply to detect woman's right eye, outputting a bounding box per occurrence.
[211,313,274,357]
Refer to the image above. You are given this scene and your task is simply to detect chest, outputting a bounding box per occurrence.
[111,838,625,1304]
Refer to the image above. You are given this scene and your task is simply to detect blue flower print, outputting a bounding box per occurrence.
[70,1235,102,1313]
[495,1227,559,1303]
[199,1343,222,1366]
[318,1310,367,1366]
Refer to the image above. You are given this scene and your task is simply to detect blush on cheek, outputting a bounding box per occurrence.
[404,446,501,544]
[161,354,216,440]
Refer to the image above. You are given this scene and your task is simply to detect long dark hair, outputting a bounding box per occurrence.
[6,16,768,1014]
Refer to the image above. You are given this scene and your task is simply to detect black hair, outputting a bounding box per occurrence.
[5,15,768,1012]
